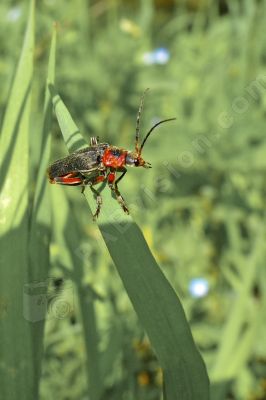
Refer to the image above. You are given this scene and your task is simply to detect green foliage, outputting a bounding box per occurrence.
[1,1,266,400]
[0,0,51,399]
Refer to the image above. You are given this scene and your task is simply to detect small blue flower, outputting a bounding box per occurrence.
[188,278,209,298]
[142,48,170,65]
[153,48,170,64]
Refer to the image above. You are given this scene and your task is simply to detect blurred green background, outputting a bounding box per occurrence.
[1,0,266,399]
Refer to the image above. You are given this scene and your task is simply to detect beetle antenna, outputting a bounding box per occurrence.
[139,118,176,154]
[135,88,149,152]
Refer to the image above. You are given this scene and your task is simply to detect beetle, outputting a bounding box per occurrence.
[47,89,175,220]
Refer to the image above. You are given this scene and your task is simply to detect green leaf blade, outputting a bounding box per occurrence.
[51,91,210,399]
[0,1,36,400]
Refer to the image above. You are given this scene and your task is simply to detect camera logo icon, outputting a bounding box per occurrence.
[23,278,74,322]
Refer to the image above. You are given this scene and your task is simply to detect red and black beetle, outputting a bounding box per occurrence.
[47,90,175,220]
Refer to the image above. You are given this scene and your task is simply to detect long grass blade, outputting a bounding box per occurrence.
[50,89,210,399]
[0,1,36,399]
[27,24,57,394]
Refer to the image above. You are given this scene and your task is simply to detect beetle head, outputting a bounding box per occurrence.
[125,152,151,169]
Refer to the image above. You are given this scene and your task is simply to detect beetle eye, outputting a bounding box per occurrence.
[134,159,139,166]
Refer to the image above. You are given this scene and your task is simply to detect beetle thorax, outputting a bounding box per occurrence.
[102,147,127,168]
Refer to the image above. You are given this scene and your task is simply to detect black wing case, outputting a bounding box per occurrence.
[48,144,109,179]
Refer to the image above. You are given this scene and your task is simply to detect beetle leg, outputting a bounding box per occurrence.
[89,136,100,146]
[114,169,129,213]
[81,180,103,219]
[108,169,129,214]
[89,185,103,220]
[115,169,127,185]
[81,171,107,219]
[81,170,106,194]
